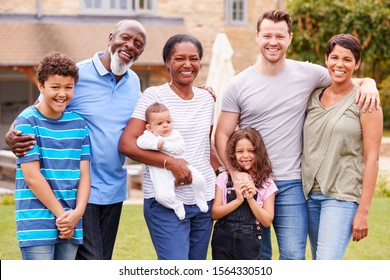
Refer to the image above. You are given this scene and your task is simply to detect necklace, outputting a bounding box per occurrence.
[327,83,354,105]
[169,81,193,100]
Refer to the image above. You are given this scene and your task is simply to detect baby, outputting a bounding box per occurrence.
[137,102,208,220]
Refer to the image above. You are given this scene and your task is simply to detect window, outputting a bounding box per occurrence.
[0,80,39,124]
[134,0,154,12]
[225,0,247,25]
[81,0,156,15]
[111,0,128,10]
[84,0,102,8]
[83,0,103,13]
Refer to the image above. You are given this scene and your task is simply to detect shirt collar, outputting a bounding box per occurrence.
[92,51,129,79]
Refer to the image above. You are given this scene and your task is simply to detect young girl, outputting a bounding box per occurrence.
[211,128,277,260]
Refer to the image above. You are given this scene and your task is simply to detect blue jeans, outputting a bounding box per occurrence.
[259,179,308,260]
[308,193,358,260]
[76,202,123,260]
[20,244,78,260]
[144,198,213,260]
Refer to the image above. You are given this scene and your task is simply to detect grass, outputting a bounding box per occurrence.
[383,129,390,137]
[1,196,389,260]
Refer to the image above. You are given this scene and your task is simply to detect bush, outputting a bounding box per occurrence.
[0,194,14,206]
[375,171,390,197]
[380,75,390,128]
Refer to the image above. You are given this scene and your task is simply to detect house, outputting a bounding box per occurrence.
[0,0,284,148]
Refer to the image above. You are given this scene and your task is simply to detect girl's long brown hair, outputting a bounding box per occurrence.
[226,128,273,188]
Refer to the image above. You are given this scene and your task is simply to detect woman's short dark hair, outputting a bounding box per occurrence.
[162,34,203,63]
[326,34,361,63]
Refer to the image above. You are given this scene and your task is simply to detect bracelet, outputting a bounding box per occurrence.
[163,159,168,170]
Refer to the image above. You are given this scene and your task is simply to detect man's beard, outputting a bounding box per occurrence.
[109,46,134,76]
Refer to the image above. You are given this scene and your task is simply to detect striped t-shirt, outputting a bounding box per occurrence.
[132,83,216,204]
[14,105,91,248]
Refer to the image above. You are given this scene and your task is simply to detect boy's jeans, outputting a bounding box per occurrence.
[21,243,78,260]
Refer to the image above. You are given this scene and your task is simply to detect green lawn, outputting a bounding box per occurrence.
[1,197,389,260]
[383,129,390,137]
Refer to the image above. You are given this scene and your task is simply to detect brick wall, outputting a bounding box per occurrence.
[0,0,37,13]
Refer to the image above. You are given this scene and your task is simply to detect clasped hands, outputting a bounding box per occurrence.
[55,209,82,240]
[230,171,256,201]
[235,179,257,201]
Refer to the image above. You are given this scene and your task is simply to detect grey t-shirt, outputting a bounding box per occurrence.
[221,59,330,180]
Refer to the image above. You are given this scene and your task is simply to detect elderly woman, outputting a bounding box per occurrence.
[302,34,383,260]
[119,34,220,260]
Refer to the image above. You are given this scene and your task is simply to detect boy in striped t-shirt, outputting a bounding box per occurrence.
[13,52,91,260]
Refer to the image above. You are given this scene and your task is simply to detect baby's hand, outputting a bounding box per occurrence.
[157,138,165,150]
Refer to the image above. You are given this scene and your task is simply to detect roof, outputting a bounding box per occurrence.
[0,15,187,66]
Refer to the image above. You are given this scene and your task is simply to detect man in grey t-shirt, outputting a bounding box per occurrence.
[215,10,378,260]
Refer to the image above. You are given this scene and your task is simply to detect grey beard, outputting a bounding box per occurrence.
[109,46,134,76]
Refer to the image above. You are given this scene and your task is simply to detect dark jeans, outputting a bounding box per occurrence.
[211,222,262,260]
[76,202,123,260]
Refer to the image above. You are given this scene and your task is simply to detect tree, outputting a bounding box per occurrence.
[286,0,390,83]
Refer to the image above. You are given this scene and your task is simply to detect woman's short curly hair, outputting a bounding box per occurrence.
[37,52,79,85]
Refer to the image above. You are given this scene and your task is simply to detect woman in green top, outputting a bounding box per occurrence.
[302,34,383,260]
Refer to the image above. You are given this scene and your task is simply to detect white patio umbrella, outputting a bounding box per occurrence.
[206,32,235,140]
